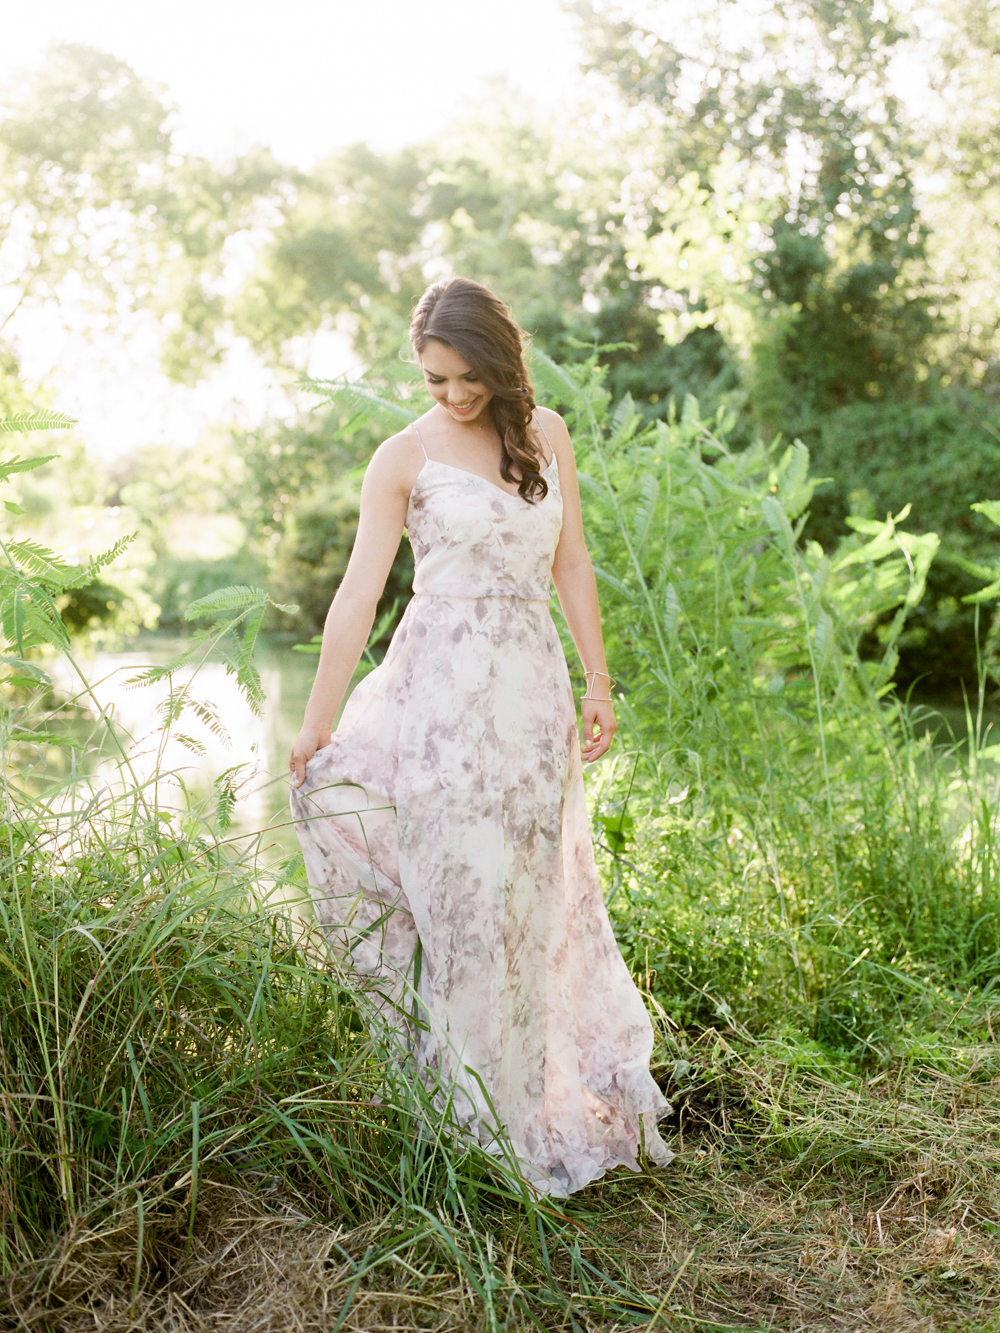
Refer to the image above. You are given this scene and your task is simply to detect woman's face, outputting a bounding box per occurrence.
[419,339,494,425]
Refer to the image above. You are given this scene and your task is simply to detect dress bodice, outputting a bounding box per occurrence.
[405,452,562,601]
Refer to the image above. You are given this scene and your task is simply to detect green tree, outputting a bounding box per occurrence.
[576,0,938,431]
[0,44,287,383]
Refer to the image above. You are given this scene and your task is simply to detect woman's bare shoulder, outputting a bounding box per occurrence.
[363,426,426,495]
[534,405,575,465]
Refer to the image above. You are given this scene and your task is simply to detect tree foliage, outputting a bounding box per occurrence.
[0,44,287,383]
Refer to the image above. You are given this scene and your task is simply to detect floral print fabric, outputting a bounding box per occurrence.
[291,431,673,1196]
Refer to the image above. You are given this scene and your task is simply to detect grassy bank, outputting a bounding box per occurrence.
[6,386,1000,1330]
[5,793,1000,1331]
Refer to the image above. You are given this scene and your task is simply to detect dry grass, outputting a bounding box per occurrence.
[8,1033,1000,1333]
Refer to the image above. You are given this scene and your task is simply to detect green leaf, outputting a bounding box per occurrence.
[663,583,680,636]
[528,348,586,408]
[599,813,635,854]
[0,454,58,481]
[971,501,1000,528]
[4,501,25,516]
[87,532,136,573]
[11,589,26,656]
[228,647,264,717]
[213,765,245,832]
[607,394,641,450]
[300,379,418,430]
[963,579,1000,604]
[592,566,634,598]
[183,585,268,620]
[0,412,76,434]
[6,539,81,588]
[681,393,700,423]
[0,655,50,685]
[632,472,660,559]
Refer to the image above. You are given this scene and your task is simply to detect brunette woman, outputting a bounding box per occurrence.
[289,277,671,1196]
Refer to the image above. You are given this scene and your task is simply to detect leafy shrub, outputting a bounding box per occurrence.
[531,353,1000,1051]
[800,390,1000,694]
[802,390,1000,553]
[270,482,413,641]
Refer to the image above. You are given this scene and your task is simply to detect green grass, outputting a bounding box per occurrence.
[6,381,1000,1329]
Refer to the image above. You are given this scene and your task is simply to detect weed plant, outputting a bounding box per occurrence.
[527,351,1000,1060]
[6,394,1000,1329]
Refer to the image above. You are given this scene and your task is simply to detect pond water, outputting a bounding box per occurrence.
[47,634,319,858]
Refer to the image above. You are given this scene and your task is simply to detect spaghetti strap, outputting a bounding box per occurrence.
[411,421,429,461]
[532,409,554,467]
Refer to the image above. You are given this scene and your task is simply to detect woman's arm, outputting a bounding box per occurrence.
[542,408,617,763]
[290,433,421,787]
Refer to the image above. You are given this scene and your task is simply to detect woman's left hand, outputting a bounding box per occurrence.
[581,698,616,762]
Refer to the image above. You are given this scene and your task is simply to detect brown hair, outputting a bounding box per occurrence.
[409,277,547,502]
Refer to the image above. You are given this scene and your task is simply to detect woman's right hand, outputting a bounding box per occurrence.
[290,726,331,789]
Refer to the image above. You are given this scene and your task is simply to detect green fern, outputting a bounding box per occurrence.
[963,502,1000,603]
[0,454,58,482]
[528,348,586,409]
[0,412,77,435]
[300,378,418,432]
[213,765,246,832]
[137,585,298,718]
[88,534,135,574]
[6,539,85,587]
[184,586,273,620]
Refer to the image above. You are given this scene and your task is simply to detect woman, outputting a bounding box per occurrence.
[289,277,671,1196]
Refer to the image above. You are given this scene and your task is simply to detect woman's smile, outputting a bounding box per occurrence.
[447,396,482,417]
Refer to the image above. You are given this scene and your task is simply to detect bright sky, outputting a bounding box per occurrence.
[3,0,584,165]
[3,0,588,456]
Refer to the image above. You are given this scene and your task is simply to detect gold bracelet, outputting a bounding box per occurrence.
[581,669,616,701]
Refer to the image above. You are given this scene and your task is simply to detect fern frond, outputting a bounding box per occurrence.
[0,655,50,685]
[175,734,208,756]
[632,473,660,561]
[6,539,81,588]
[608,395,641,451]
[241,601,266,651]
[301,378,417,431]
[529,349,585,408]
[0,412,76,434]
[225,643,264,717]
[184,585,268,621]
[593,566,634,599]
[213,763,248,832]
[1,587,68,653]
[126,657,192,688]
[88,533,137,573]
[190,698,232,747]
[972,501,1000,529]
[157,685,191,728]
[0,454,58,482]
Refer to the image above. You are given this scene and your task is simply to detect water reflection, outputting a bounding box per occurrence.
[909,699,1000,757]
[47,635,317,855]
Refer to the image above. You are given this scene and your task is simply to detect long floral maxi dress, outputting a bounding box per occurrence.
[290,417,672,1196]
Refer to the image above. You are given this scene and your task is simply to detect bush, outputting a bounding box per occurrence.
[802,390,1000,552]
[533,353,1000,1053]
[801,390,1000,695]
[271,482,413,641]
